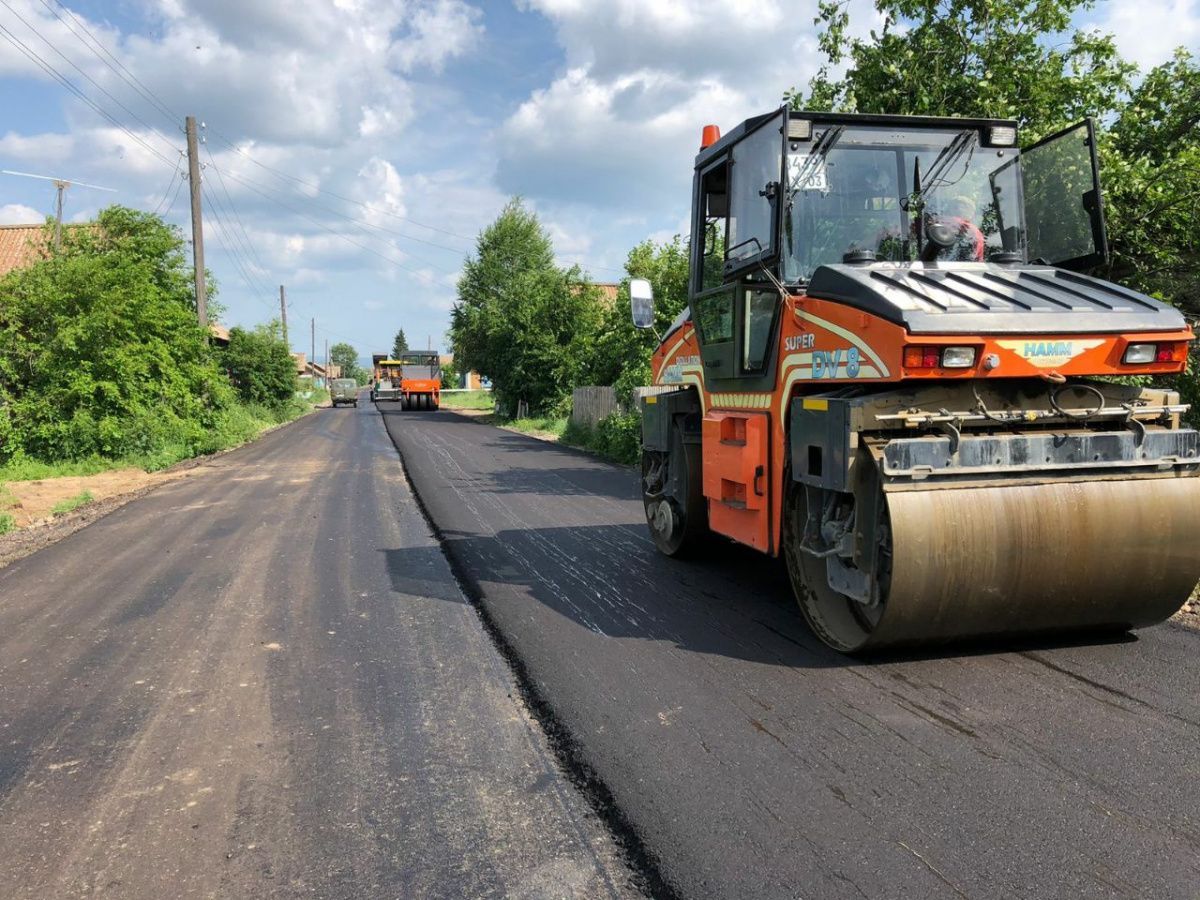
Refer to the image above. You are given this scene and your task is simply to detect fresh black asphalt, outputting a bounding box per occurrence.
[381,405,1200,900]
[0,400,635,899]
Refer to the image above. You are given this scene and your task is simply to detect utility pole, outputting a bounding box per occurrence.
[279,285,289,348]
[53,180,66,251]
[185,116,207,329]
[325,339,329,382]
[311,318,316,385]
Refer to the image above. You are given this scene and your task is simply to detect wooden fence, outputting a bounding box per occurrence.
[570,385,677,427]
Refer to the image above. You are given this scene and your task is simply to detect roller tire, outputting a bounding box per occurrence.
[642,424,707,558]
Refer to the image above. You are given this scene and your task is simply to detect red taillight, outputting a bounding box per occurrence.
[904,346,942,368]
[1156,342,1186,363]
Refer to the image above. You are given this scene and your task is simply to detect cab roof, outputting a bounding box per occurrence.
[695,108,1020,169]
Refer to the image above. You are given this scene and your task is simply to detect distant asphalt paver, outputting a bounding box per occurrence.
[0,397,637,899]
[380,404,1200,900]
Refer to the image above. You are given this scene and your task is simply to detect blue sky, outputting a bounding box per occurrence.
[1,0,1195,363]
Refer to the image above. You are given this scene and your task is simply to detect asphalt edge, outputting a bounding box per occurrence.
[378,406,681,900]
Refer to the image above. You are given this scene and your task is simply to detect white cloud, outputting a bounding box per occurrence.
[0,203,43,224]
[1090,0,1200,70]
[497,0,881,218]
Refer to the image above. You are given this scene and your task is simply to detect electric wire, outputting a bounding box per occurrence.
[208,161,461,266]
[202,183,275,301]
[204,148,269,274]
[0,22,176,168]
[152,153,185,216]
[0,0,181,158]
[207,164,438,278]
[39,0,180,126]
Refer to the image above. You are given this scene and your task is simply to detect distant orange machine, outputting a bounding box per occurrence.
[394,351,441,411]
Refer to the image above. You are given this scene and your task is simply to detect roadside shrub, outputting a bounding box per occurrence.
[221,325,297,407]
[562,411,641,465]
[0,207,235,463]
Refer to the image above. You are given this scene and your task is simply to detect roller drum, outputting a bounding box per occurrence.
[871,476,1200,647]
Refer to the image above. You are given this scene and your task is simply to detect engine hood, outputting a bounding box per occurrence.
[805,262,1186,335]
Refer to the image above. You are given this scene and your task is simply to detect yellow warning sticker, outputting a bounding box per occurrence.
[802,398,829,411]
[645,396,658,404]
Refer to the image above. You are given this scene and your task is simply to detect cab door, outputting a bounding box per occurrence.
[687,112,787,554]
[1021,118,1109,270]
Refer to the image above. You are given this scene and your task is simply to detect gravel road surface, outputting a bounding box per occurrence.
[381,406,1200,900]
[0,400,635,899]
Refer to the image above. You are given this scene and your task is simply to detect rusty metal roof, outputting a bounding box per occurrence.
[0,224,49,278]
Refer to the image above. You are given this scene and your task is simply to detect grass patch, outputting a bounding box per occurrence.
[441,389,495,410]
[51,490,93,517]
[0,513,14,535]
[0,395,318,483]
[504,415,568,438]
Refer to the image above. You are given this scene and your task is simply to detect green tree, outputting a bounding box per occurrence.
[222,324,297,407]
[392,329,409,358]
[0,206,234,461]
[789,0,1133,134]
[329,342,362,382]
[586,235,691,402]
[450,199,602,415]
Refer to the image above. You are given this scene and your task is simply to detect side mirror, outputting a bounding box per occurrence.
[704,220,718,256]
[630,278,655,330]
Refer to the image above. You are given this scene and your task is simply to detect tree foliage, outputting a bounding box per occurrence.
[585,235,691,403]
[450,199,603,415]
[0,207,235,461]
[329,341,365,383]
[222,323,297,407]
[392,329,408,358]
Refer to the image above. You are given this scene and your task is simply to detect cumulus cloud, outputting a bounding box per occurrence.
[497,0,881,216]
[1092,0,1200,70]
[0,203,44,224]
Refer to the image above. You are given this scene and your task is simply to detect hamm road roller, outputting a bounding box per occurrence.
[634,109,1200,652]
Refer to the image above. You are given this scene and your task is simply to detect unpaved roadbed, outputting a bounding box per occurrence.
[0,402,637,898]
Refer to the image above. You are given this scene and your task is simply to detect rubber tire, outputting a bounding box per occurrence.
[643,424,707,557]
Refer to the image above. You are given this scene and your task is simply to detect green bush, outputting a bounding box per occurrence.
[0,207,235,463]
[221,325,297,407]
[0,513,14,535]
[562,411,641,465]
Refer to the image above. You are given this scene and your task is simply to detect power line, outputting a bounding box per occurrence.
[207,160,463,267]
[152,152,185,215]
[206,128,478,242]
[201,183,274,300]
[0,0,180,158]
[0,22,176,168]
[203,144,269,274]
[208,164,439,278]
[38,0,180,126]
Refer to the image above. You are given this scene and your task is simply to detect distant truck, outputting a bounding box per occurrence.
[329,378,358,408]
[371,356,403,402]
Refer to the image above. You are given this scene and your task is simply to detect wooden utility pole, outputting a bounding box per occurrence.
[53,180,66,251]
[311,318,316,383]
[185,116,207,328]
[325,339,329,382]
[279,285,289,348]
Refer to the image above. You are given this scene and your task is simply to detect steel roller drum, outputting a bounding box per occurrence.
[861,475,1200,648]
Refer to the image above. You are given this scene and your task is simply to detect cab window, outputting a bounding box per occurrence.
[696,162,728,293]
[695,290,733,344]
[742,290,778,372]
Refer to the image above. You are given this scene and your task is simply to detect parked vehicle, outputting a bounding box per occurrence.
[330,378,359,407]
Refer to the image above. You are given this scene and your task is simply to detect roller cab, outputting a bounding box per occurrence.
[634,109,1200,652]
